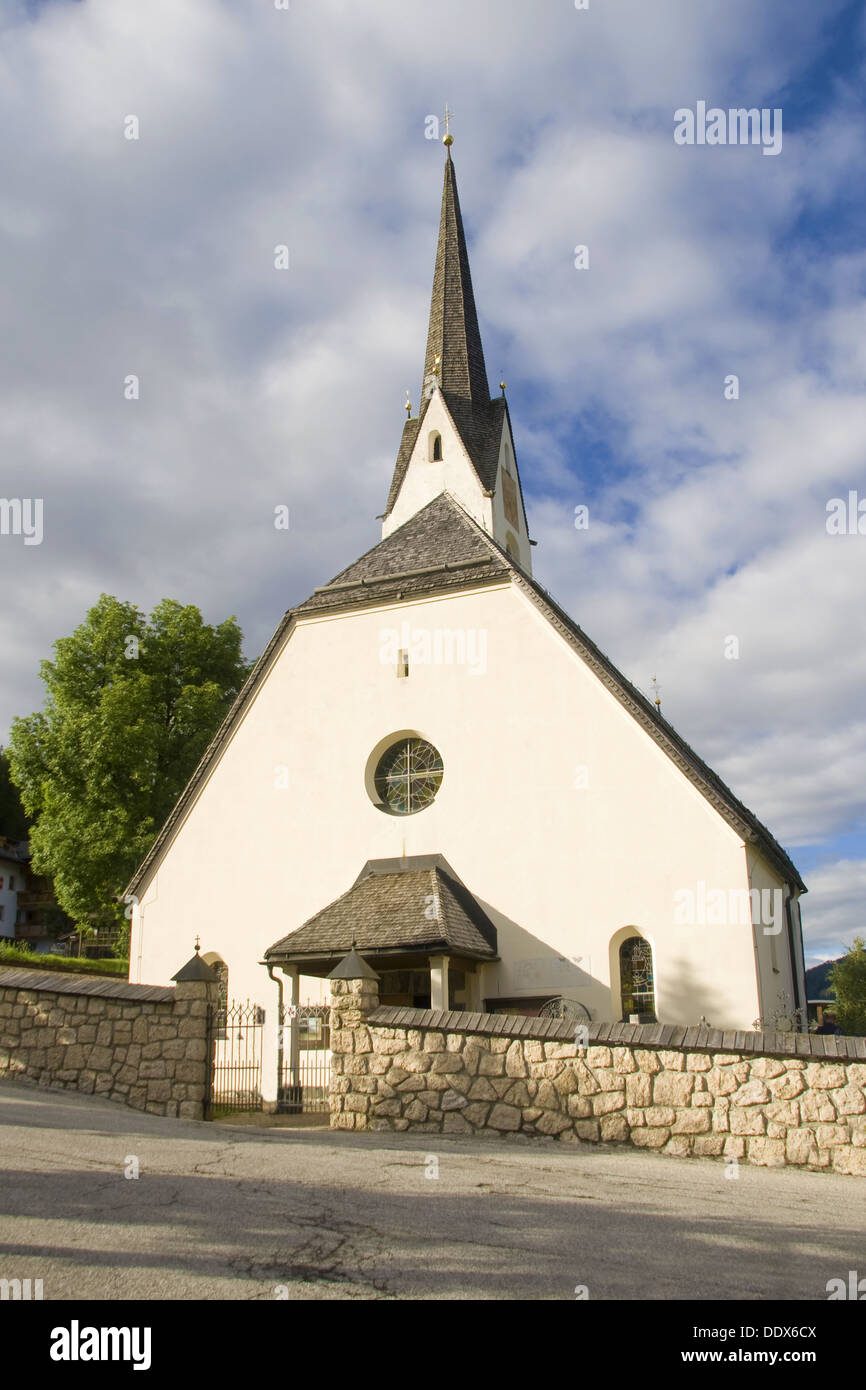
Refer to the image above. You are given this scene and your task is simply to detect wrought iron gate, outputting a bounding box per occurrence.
[278,1002,331,1114]
[208,999,265,1115]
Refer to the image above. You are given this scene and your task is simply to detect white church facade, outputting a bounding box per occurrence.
[126,147,807,1052]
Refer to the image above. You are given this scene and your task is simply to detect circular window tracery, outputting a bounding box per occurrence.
[373,737,443,815]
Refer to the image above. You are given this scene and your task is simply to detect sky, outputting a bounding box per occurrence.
[1,0,864,968]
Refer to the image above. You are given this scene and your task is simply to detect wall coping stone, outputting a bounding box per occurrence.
[366,1005,866,1060]
[0,965,174,1004]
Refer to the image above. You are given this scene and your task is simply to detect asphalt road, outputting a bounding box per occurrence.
[0,1079,861,1300]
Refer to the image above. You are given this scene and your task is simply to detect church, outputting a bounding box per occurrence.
[126,139,807,1043]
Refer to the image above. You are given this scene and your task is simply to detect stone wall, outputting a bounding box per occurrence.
[329,977,866,1176]
[0,963,216,1119]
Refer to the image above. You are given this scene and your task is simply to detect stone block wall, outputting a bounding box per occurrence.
[329,977,866,1176]
[0,964,216,1119]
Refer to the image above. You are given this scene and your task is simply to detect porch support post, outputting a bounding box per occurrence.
[429,954,449,1011]
[284,966,300,1084]
[261,995,279,1110]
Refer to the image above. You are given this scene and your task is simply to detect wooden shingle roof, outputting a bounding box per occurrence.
[423,151,490,415]
[298,491,509,614]
[265,857,499,964]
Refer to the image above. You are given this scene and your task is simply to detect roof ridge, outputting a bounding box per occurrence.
[324,492,490,588]
[509,570,805,890]
[427,866,444,935]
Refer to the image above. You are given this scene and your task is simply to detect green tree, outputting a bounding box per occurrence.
[8,595,250,945]
[0,746,29,839]
[829,937,866,1037]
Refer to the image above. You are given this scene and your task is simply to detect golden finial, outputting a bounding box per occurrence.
[500,379,507,395]
[442,104,454,147]
[405,390,412,418]
[651,676,662,712]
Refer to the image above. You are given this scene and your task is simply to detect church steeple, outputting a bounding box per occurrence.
[382,144,533,574]
[421,150,490,414]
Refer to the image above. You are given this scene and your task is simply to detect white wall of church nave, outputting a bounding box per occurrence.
[134,582,771,1027]
[382,392,491,537]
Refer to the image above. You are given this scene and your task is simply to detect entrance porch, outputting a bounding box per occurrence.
[262,856,499,1110]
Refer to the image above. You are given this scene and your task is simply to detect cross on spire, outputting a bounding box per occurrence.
[442,103,454,149]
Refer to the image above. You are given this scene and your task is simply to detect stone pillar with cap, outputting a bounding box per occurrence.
[327,948,380,1131]
[170,943,219,1120]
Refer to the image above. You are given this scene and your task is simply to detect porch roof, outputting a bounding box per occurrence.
[264,856,498,967]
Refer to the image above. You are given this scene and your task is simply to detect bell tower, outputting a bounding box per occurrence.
[381,134,532,573]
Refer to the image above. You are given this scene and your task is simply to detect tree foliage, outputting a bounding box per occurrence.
[830,937,866,1037]
[8,595,250,936]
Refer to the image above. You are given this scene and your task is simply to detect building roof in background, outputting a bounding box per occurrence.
[0,837,29,863]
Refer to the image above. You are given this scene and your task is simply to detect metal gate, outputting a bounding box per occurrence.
[278,1002,331,1114]
[208,999,265,1115]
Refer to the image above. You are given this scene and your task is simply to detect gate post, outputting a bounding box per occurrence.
[171,947,219,1120]
[327,949,380,1131]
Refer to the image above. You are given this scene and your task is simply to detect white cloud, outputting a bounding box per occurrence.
[799,859,866,965]
[0,0,863,961]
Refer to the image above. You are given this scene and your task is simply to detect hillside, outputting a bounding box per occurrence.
[805,959,841,999]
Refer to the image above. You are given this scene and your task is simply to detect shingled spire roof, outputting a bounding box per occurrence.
[384,152,507,520]
[423,150,490,410]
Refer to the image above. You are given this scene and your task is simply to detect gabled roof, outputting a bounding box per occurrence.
[264,856,499,964]
[299,491,510,615]
[517,573,806,892]
[126,490,805,898]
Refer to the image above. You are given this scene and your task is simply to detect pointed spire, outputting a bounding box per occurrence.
[422,154,490,412]
[382,147,523,544]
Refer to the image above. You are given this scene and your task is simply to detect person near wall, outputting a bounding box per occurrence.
[816,1010,842,1035]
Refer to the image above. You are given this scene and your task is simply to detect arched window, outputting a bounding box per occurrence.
[429,431,442,461]
[619,936,656,1021]
[204,955,229,1039]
